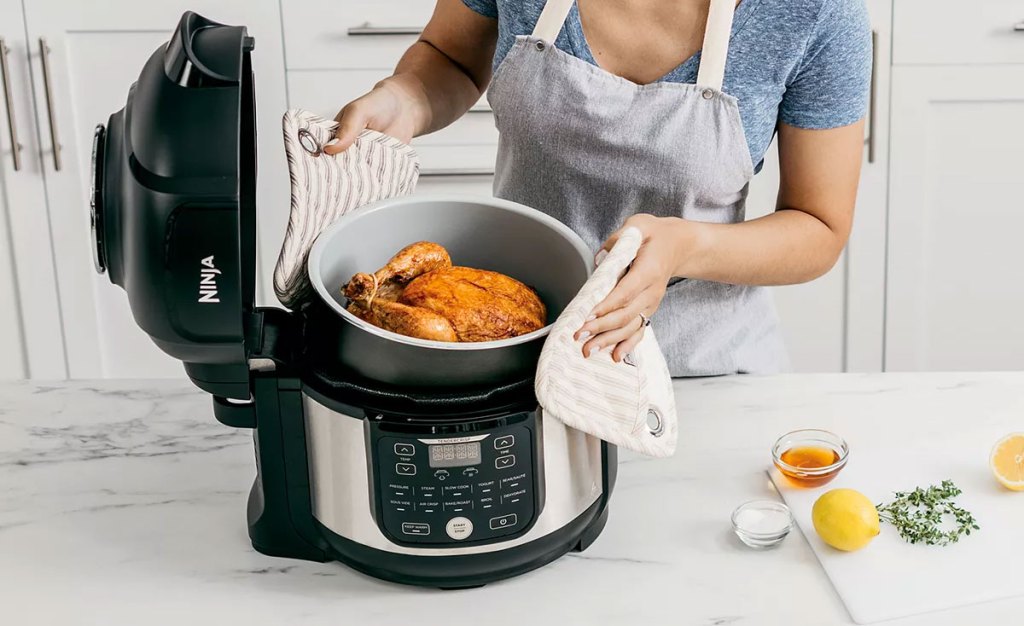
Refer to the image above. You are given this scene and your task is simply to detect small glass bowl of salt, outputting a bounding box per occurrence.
[731,500,793,548]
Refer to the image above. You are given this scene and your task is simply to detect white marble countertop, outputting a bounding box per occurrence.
[2,373,1023,625]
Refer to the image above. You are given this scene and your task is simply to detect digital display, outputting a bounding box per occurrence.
[428,442,482,468]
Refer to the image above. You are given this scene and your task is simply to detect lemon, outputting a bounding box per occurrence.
[990,433,1024,491]
[812,488,880,552]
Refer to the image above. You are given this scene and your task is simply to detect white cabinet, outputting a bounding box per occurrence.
[884,1,1024,371]
[885,65,1024,371]
[19,0,289,378]
[0,0,66,379]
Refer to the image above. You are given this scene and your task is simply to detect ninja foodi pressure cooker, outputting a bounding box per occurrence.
[91,11,615,588]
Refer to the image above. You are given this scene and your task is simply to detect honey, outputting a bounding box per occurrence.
[775,445,844,488]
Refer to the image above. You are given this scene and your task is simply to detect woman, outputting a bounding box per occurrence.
[326,0,871,376]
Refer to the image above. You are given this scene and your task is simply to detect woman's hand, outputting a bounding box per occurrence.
[574,214,693,362]
[323,79,426,155]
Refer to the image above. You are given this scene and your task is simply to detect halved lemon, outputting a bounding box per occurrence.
[990,433,1024,491]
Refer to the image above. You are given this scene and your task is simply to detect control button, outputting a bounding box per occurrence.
[417,500,440,513]
[434,469,449,481]
[388,498,413,512]
[445,516,473,540]
[494,435,515,450]
[489,513,518,530]
[396,463,416,476]
[495,455,516,469]
[401,522,430,536]
[462,467,479,478]
[442,484,471,497]
[394,443,415,456]
[418,485,438,496]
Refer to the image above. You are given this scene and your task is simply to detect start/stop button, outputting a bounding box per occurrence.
[445,516,473,540]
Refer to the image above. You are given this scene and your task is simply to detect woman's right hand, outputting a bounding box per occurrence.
[323,79,425,155]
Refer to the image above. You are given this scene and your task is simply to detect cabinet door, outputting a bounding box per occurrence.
[0,0,65,379]
[21,1,289,378]
[886,66,1024,371]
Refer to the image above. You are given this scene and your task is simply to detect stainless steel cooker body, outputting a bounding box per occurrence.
[303,394,607,557]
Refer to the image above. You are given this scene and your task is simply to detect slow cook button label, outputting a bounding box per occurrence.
[441,484,472,497]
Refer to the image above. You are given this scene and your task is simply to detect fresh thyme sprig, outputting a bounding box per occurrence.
[876,480,980,546]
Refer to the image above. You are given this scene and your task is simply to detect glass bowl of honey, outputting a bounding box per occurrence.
[771,429,849,488]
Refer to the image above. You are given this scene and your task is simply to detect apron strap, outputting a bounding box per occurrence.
[532,0,736,91]
[532,0,575,43]
[694,0,737,92]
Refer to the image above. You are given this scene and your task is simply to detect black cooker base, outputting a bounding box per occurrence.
[314,500,609,589]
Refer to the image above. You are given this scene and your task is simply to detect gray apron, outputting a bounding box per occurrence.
[487,0,788,376]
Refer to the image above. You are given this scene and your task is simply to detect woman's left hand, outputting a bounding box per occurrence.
[574,214,690,362]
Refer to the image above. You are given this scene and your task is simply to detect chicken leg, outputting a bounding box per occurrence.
[344,241,451,306]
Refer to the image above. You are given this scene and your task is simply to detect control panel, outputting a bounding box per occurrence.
[374,421,536,546]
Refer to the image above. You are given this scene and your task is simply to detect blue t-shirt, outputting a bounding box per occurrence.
[461,0,872,172]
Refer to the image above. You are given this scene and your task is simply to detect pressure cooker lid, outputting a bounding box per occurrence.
[92,11,258,398]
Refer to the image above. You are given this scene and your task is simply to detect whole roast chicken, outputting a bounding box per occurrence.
[343,242,546,342]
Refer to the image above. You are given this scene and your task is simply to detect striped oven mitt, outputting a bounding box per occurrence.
[535,227,678,457]
[274,109,420,308]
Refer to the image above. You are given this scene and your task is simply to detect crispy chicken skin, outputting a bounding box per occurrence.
[343,242,546,342]
[346,299,458,342]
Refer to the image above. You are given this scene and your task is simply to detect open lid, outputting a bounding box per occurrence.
[92,12,257,398]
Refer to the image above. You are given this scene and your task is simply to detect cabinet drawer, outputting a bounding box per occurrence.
[287,71,497,172]
[894,0,1024,65]
[282,0,433,69]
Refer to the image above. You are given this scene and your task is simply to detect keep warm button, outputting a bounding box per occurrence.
[489,513,518,530]
[495,455,516,469]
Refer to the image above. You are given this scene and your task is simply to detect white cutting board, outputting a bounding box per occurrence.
[771,439,1024,624]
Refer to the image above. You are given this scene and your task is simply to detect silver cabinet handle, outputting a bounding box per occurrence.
[0,38,22,171]
[38,38,61,171]
[865,30,877,164]
[420,168,494,178]
[347,23,423,36]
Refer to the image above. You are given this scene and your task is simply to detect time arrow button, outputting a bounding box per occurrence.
[494,455,516,469]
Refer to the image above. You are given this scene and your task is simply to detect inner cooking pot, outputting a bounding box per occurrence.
[308,195,593,388]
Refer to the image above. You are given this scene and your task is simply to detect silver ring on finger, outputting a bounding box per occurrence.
[638,312,652,328]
